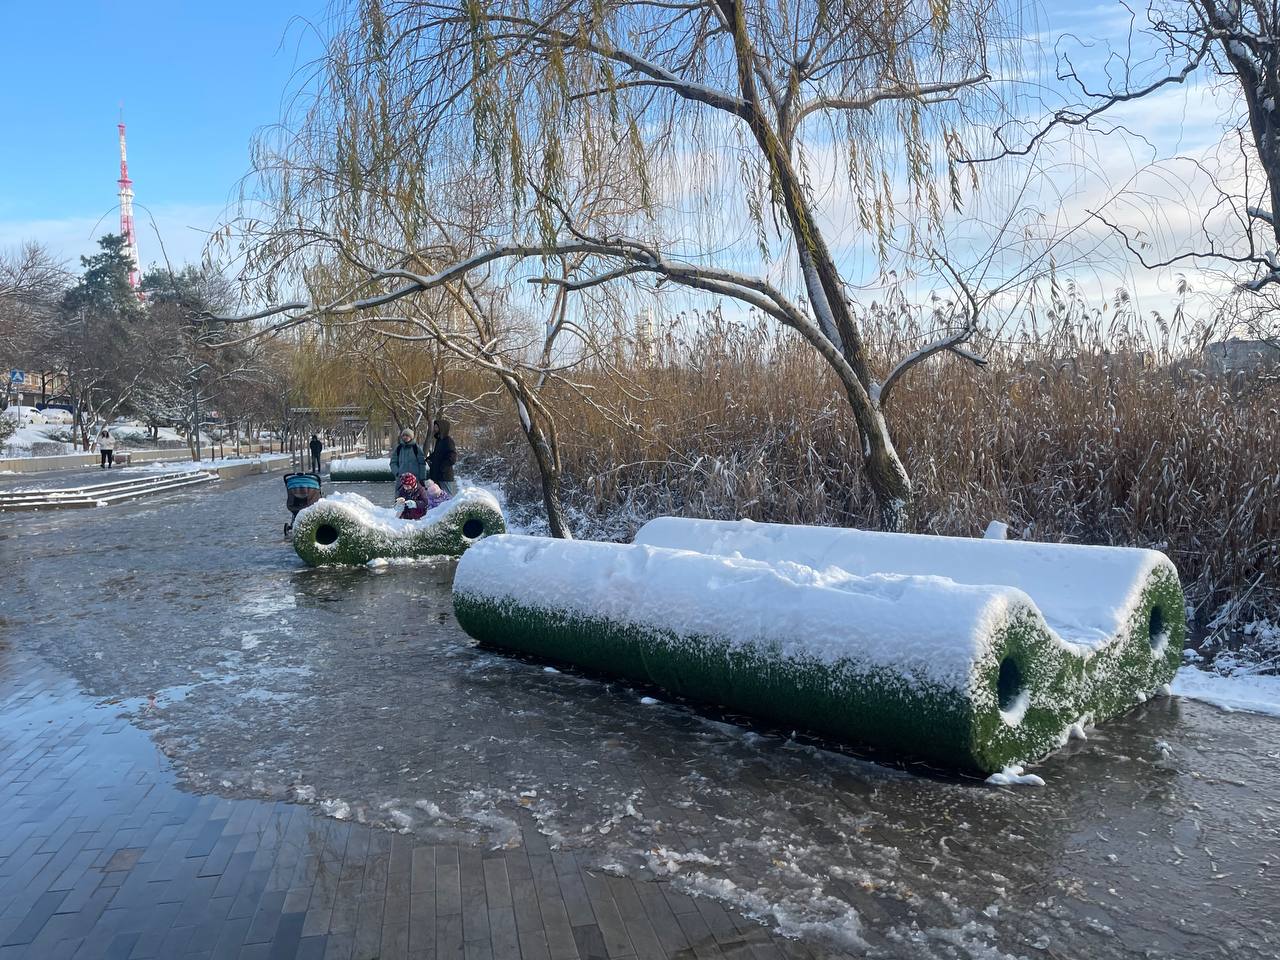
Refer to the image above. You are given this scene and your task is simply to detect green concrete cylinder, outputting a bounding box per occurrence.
[632,518,1186,726]
[329,458,395,481]
[452,535,1099,774]
[292,490,505,566]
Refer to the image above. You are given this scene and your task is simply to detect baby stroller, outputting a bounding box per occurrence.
[283,472,323,535]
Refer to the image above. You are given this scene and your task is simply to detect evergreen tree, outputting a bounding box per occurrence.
[62,234,141,320]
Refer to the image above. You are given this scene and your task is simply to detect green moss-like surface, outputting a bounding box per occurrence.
[293,500,505,566]
[453,593,1085,773]
[1077,565,1185,722]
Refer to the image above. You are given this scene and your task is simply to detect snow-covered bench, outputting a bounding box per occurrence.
[292,489,505,566]
[451,522,1184,774]
[328,457,395,481]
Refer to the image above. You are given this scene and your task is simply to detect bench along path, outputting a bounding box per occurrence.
[0,471,217,512]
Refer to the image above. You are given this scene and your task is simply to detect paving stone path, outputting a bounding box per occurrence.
[0,644,823,960]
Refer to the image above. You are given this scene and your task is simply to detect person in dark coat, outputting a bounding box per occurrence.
[308,433,323,473]
[428,417,458,495]
[389,428,426,482]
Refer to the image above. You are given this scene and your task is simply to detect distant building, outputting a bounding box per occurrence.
[8,370,69,409]
[1205,338,1280,376]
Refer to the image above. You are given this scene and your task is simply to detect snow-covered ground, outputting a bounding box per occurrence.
[119,454,292,474]
[1,425,75,456]
[1172,664,1280,717]
[1,422,229,458]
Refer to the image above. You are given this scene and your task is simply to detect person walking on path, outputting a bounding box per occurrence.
[309,433,323,474]
[97,428,115,469]
[428,417,458,495]
[389,428,426,483]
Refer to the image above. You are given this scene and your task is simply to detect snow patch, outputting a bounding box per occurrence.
[121,454,289,474]
[676,872,868,953]
[320,799,352,820]
[998,689,1030,727]
[644,847,718,876]
[985,765,1045,787]
[1172,665,1280,717]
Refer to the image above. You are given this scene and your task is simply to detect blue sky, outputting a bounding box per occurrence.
[0,1,326,269]
[0,1,1244,320]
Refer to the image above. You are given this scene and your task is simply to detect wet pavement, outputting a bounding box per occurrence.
[2,473,1279,959]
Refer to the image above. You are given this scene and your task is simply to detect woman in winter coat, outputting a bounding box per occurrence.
[388,428,426,483]
[98,428,115,469]
[428,418,457,495]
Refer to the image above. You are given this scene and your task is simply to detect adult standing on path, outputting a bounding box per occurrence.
[429,417,457,496]
[309,433,323,474]
[389,428,426,483]
[97,428,115,469]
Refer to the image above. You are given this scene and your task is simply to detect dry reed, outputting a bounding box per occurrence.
[456,306,1280,636]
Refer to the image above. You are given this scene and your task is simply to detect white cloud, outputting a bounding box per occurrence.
[0,202,231,273]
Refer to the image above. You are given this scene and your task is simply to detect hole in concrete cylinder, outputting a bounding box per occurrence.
[461,518,485,540]
[1149,606,1166,649]
[315,523,339,546]
[997,657,1023,712]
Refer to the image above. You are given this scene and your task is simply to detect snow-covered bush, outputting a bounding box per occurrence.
[110,428,151,445]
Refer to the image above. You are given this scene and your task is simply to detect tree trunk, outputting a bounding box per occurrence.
[504,377,574,539]
[863,423,913,531]
[524,418,573,539]
[846,394,913,532]
[720,0,912,530]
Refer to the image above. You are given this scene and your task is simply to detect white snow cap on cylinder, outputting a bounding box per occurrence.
[632,518,1177,652]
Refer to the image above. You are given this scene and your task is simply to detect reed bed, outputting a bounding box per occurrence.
[458,309,1280,637]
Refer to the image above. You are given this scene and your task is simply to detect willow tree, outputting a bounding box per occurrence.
[226,0,1014,530]
[288,258,456,435]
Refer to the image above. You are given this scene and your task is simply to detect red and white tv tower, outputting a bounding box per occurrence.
[117,111,140,288]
